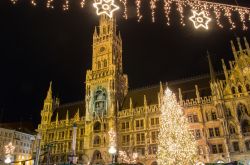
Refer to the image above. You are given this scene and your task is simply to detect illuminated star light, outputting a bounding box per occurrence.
[189,10,211,29]
[5,143,15,154]
[93,0,119,18]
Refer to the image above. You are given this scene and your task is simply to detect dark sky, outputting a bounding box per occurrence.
[0,0,249,125]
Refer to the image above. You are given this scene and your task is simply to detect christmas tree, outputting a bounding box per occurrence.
[157,87,197,165]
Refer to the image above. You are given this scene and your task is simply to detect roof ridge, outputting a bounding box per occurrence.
[128,72,223,92]
[57,100,84,109]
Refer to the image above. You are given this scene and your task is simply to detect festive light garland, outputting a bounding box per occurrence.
[118,150,138,164]
[7,0,250,30]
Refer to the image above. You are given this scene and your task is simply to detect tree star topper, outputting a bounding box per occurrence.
[93,0,119,18]
[189,10,212,30]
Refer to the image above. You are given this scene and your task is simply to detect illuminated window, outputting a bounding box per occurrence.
[122,135,130,146]
[135,119,144,130]
[136,133,145,145]
[229,125,236,135]
[93,136,101,146]
[151,131,159,143]
[233,141,239,152]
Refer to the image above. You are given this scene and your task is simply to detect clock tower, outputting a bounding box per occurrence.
[84,15,128,164]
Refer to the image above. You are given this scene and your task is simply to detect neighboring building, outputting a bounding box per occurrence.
[37,15,250,165]
[0,123,36,165]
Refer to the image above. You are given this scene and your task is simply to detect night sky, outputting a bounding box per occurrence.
[0,0,249,125]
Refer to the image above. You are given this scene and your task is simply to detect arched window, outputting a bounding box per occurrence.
[238,85,243,93]
[229,124,236,134]
[93,136,101,146]
[225,108,232,117]
[104,59,107,67]
[97,61,101,69]
[241,120,250,133]
[93,122,101,132]
[245,140,250,151]
[231,87,236,94]
[246,84,250,92]
[237,103,249,121]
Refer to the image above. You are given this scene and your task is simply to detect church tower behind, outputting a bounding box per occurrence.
[84,15,128,163]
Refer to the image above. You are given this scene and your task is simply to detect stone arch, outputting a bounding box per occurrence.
[229,123,236,135]
[151,161,157,165]
[231,86,236,94]
[238,85,243,93]
[91,150,104,165]
[237,103,249,121]
[241,119,250,134]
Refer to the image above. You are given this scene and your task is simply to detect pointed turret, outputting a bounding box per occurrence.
[221,59,229,81]
[195,85,200,103]
[144,95,147,107]
[231,40,238,61]
[244,37,250,55]
[45,81,53,101]
[178,88,183,105]
[129,97,133,111]
[237,37,243,51]
[159,81,164,96]
[66,110,69,125]
[207,51,216,83]
[56,112,59,128]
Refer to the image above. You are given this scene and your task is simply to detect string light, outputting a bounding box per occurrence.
[176,1,186,26]
[150,0,157,22]
[63,0,69,11]
[80,0,85,8]
[119,150,138,164]
[31,0,37,6]
[157,88,197,165]
[10,0,18,4]
[136,0,142,22]
[120,0,128,19]
[46,0,54,9]
[163,0,173,26]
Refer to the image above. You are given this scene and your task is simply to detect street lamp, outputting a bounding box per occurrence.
[108,146,117,164]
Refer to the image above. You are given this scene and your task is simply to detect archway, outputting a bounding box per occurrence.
[91,150,104,165]
[151,161,157,165]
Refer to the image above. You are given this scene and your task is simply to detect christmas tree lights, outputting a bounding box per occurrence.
[157,88,197,165]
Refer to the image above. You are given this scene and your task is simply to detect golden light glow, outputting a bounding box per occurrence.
[63,0,69,11]
[80,0,85,8]
[136,0,142,22]
[93,0,119,18]
[157,88,197,165]
[46,0,54,8]
[150,0,157,22]
[5,142,15,154]
[189,10,211,29]
[10,0,18,4]
[120,0,128,19]
[31,0,36,6]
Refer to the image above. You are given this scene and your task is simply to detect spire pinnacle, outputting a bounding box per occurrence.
[46,81,53,100]
[237,37,243,51]
[221,59,228,81]
[231,40,238,61]
[207,51,216,83]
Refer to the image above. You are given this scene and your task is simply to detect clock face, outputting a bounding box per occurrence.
[99,46,106,53]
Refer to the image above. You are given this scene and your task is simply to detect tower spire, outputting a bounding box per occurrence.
[207,51,216,83]
[45,81,52,101]
[231,40,238,61]
[237,37,243,51]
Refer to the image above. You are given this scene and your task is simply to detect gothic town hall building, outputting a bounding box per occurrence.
[37,16,250,165]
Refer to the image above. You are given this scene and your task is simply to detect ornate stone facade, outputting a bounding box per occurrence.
[37,16,250,165]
